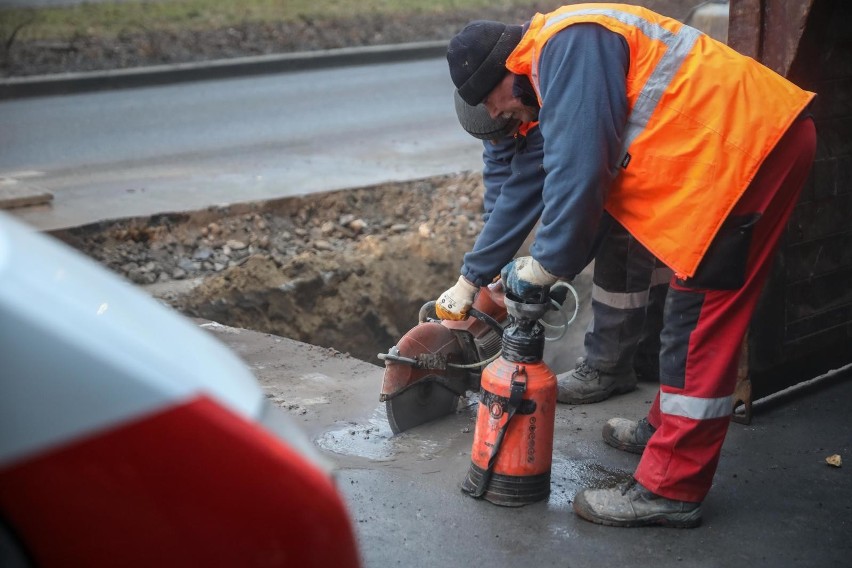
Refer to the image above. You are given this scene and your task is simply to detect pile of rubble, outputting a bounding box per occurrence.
[61,172,487,361]
[63,172,482,286]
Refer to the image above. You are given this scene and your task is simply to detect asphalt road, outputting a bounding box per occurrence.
[0,57,483,231]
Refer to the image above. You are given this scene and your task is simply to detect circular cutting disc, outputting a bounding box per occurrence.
[385,378,460,434]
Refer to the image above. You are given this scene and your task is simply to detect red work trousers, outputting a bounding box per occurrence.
[635,116,817,502]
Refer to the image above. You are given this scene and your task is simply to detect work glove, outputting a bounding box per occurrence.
[500,256,558,302]
[435,275,479,321]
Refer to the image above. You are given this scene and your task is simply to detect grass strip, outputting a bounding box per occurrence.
[1,0,537,42]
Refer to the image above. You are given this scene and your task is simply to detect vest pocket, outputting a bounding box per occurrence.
[681,213,761,290]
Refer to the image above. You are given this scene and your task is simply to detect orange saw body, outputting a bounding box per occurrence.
[379,283,507,434]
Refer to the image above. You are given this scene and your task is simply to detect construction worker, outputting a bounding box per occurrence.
[442,94,671,404]
[445,4,816,528]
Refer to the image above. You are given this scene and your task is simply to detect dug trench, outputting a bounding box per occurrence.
[54,172,495,364]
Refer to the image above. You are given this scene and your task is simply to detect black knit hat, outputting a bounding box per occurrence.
[453,90,520,140]
[447,20,523,106]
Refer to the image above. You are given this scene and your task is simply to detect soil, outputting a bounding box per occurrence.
[39,0,705,362]
[55,173,488,362]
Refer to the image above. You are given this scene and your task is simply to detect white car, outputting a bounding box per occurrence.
[0,212,360,567]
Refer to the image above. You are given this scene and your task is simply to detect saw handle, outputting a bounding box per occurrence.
[419,300,503,337]
[466,308,504,337]
[418,300,439,323]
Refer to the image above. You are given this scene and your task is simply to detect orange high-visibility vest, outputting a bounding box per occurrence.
[505,3,815,277]
[518,121,537,137]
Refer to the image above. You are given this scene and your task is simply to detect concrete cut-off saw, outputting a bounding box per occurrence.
[378,281,577,434]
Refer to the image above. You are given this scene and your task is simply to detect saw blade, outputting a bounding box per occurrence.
[385,378,460,434]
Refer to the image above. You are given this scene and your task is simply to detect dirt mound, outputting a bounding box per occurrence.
[59,172,486,362]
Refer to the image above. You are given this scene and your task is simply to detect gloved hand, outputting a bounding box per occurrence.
[500,256,558,302]
[435,275,479,320]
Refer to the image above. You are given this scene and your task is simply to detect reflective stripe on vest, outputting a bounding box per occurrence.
[591,266,673,309]
[533,7,702,167]
[661,392,734,420]
[518,121,538,137]
[506,4,815,278]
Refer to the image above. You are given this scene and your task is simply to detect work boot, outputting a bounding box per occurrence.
[556,360,637,404]
[602,417,656,454]
[573,479,702,528]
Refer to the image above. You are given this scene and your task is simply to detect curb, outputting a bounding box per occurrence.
[0,40,447,100]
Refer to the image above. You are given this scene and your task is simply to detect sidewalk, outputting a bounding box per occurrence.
[202,321,852,568]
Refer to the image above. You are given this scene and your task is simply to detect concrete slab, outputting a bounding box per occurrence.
[0,178,52,210]
[199,320,852,568]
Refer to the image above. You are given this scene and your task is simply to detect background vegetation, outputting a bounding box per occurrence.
[1,0,543,42]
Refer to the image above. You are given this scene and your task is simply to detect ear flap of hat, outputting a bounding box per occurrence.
[453,90,519,140]
[447,21,523,106]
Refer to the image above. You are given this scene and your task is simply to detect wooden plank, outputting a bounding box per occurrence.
[728,0,763,56]
[0,180,53,210]
[763,0,816,75]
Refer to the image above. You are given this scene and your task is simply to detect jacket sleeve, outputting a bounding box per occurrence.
[530,23,630,280]
[461,126,546,286]
[480,136,515,221]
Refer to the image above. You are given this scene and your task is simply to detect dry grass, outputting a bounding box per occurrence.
[0,0,541,42]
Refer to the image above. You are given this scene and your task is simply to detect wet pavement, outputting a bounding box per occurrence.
[202,321,852,568]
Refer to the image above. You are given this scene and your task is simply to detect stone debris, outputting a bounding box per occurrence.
[60,172,482,286]
[59,172,487,362]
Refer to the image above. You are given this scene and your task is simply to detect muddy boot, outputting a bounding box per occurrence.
[573,479,702,528]
[602,417,656,454]
[556,360,637,404]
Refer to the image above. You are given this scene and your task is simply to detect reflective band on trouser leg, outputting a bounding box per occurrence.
[591,285,649,310]
[635,117,817,503]
[660,393,733,419]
